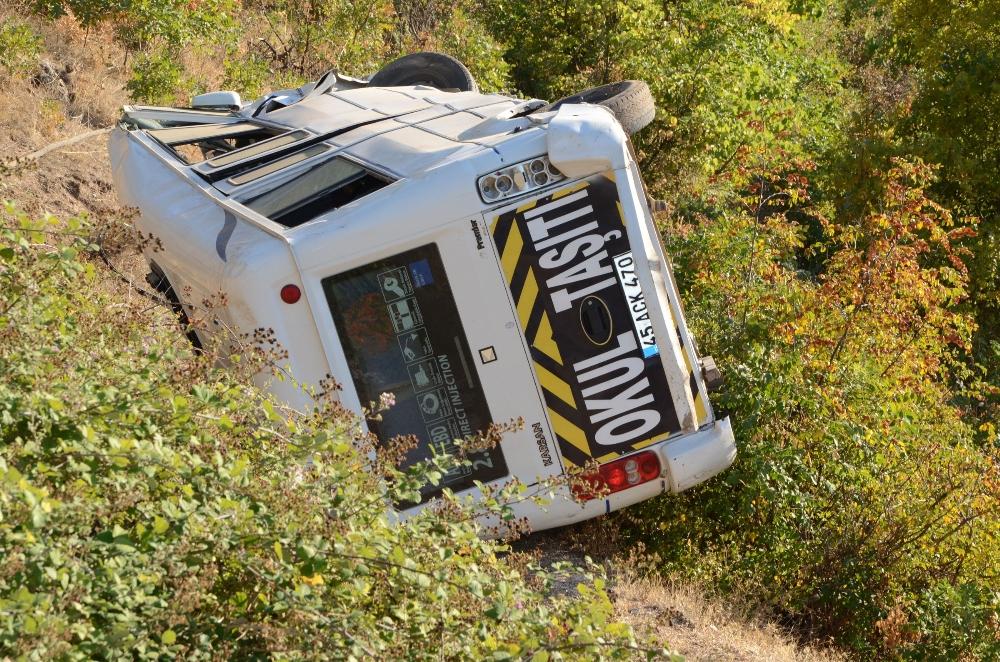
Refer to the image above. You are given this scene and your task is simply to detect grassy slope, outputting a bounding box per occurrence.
[1,15,841,661]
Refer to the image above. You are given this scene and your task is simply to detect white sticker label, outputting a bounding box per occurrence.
[613,252,658,358]
[388,297,423,333]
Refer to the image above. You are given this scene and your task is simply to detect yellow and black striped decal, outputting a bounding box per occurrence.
[490,174,683,468]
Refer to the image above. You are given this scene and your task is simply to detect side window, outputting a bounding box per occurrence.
[322,244,508,500]
[236,155,390,228]
[146,122,285,165]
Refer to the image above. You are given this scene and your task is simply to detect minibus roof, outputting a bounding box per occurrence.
[255,86,531,179]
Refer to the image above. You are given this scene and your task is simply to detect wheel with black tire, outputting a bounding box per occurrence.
[543,80,656,135]
[146,262,203,351]
[368,52,478,93]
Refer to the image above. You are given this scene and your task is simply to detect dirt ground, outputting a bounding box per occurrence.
[517,527,842,661]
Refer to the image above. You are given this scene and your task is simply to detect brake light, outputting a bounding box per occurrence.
[280,284,301,304]
[573,450,662,500]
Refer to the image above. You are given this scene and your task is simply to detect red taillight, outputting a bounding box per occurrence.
[574,451,662,500]
[604,465,628,490]
[639,454,661,481]
[280,284,301,304]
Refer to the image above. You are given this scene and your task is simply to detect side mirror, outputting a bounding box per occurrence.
[191,91,242,110]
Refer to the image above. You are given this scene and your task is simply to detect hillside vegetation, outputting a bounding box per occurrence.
[1,0,998,659]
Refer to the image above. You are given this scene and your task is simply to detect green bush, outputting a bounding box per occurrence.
[907,581,1000,660]
[833,0,1000,441]
[0,203,662,659]
[222,52,274,101]
[245,0,394,80]
[126,51,185,105]
[115,0,237,54]
[31,0,117,28]
[627,151,1000,656]
[479,0,849,195]
[395,3,512,93]
[0,21,42,77]
[34,0,237,51]
[34,0,239,106]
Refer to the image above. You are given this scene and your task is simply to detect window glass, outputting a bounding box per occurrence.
[206,129,310,168]
[147,122,283,164]
[237,154,388,227]
[227,144,330,186]
[149,122,264,145]
[323,244,508,500]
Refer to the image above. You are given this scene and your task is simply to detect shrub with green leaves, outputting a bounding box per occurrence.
[126,51,186,105]
[0,203,663,659]
[33,0,238,104]
[479,0,849,196]
[222,52,274,101]
[628,147,1000,657]
[0,21,41,77]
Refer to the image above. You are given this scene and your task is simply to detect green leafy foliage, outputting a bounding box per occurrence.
[0,21,41,76]
[417,6,511,93]
[889,0,1000,432]
[830,0,1000,433]
[31,0,118,28]
[628,145,999,656]
[126,51,186,105]
[30,0,238,104]
[243,0,394,80]
[479,0,850,195]
[0,204,658,659]
[222,52,274,101]
[28,0,511,103]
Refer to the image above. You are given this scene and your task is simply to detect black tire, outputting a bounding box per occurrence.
[146,263,203,351]
[544,80,655,135]
[368,52,478,93]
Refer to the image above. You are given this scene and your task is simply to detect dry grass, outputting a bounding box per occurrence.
[614,575,844,662]
[519,524,846,661]
[0,9,178,323]
[0,8,239,220]
[1,12,132,218]
[0,21,121,218]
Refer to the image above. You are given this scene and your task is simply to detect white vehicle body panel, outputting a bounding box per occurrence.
[109,79,735,533]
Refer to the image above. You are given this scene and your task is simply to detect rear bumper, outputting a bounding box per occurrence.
[400,418,737,535]
[592,417,735,516]
[657,417,736,493]
[493,419,736,533]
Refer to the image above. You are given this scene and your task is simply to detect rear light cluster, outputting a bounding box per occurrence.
[573,450,662,500]
[477,155,564,203]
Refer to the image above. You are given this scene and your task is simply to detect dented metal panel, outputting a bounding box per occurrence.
[264,92,425,133]
[343,126,471,178]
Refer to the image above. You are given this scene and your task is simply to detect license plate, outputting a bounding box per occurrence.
[613,251,658,358]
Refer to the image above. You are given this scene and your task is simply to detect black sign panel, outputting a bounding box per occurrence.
[490,175,681,467]
[322,244,507,498]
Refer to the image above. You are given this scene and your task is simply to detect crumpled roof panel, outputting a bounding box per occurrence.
[342,125,471,178]
[259,86,524,178]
